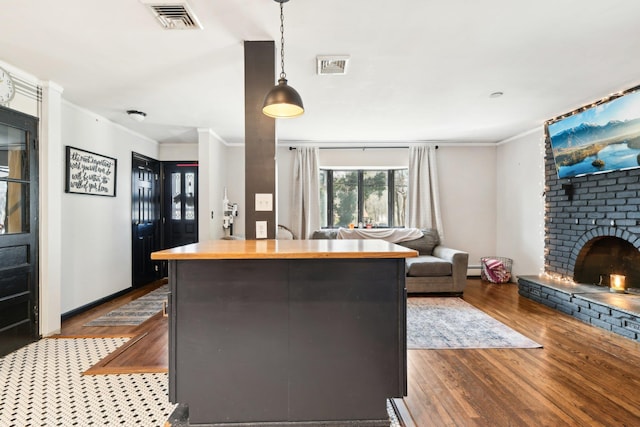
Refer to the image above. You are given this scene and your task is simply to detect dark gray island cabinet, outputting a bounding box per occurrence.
[151,239,417,426]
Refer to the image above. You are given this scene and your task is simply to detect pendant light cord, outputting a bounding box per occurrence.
[279,1,286,79]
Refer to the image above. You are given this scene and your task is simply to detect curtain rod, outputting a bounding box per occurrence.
[288,145,438,150]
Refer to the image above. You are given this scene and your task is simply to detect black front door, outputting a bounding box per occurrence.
[0,106,39,357]
[131,153,162,287]
[162,162,198,249]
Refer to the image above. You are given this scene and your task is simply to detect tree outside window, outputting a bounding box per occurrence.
[320,169,407,228]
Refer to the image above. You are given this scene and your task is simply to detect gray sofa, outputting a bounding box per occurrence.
[311,228,469,295]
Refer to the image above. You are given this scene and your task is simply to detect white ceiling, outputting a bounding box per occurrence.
[2,0,640,146]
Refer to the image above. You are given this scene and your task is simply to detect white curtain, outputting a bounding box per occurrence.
[406,145,443,238]
[291,147,320,239]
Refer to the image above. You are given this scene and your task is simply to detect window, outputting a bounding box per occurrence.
[320,169,408,228]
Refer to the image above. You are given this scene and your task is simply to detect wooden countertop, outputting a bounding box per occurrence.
[151,239,418,260]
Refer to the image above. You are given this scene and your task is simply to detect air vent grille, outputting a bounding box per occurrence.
[317,55,350,75]
[144,2,202,30]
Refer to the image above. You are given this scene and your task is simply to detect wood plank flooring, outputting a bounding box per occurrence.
[59,278,640,426]
[405,278,640,426]
[56,279,168,375]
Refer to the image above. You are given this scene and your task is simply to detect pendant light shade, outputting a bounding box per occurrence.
[262,78,304,118]
[262,0,304,119]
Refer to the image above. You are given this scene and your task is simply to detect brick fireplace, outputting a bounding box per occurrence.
[544,138,640,284]
[573,234,640,288]
[517,133,640,343]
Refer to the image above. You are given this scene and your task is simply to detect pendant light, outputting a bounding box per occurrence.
[262,0,304,118]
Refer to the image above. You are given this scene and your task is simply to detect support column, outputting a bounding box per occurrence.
[40,81,64,336]
[244,41,277,240]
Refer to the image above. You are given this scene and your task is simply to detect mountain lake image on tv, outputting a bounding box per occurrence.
[548,88,640,179]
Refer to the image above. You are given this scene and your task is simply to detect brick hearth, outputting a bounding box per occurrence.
[519,275,640,342]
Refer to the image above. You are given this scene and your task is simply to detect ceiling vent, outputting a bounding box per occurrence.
[317,55,350,75]
[142,1,203,30]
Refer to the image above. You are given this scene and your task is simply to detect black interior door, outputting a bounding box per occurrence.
[162,162,198,249]
[131,153,162,287]
[0,106,39,357]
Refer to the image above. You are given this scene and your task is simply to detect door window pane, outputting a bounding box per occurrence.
[0,182,29,234]
[363,171,388,227]
[171,173,181,220]
[184,172,195,221]
[0,124,29,233]
[0,126,28,181]
[332,171,358,227]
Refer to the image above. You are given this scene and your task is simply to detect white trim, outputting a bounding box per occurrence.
[196,127,231,146]
[0,60,40,85]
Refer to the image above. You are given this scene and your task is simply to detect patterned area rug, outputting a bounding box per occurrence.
[84,284,169,327]
[0,338,176,426]
[407,297,542,349]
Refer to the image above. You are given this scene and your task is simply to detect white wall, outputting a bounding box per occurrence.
[496,129,546,279]
[159,143,198,161]
[436,145,497,270]
[276,146,294,231]
[319,147,409,169]
[226,146,245,237]
[197,129,228,241]
[60,102,159,313]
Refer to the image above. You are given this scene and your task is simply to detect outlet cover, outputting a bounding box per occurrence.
[256,221,268,239]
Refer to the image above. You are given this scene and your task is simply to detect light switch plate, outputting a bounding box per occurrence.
[256,221,268,239]
[255,193,273,211]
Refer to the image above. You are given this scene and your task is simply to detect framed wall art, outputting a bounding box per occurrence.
[65,146,117,197]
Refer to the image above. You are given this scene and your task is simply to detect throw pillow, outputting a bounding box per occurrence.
[396,229,440,255]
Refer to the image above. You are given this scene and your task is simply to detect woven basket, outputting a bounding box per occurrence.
[480,257,513,283]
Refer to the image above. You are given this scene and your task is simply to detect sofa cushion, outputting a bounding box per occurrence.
[396,229,440,255]
[310,229,338,239]
[406,256,452,277]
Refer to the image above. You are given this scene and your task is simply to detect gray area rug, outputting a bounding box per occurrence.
[407,297,542,349]
[84,284,169,327]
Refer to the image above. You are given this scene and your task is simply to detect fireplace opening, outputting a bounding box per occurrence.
[573,237,640,289]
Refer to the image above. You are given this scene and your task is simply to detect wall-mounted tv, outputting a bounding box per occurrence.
[546,86,640,179]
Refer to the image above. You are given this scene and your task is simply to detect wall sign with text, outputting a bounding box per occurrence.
[65,146,117,197]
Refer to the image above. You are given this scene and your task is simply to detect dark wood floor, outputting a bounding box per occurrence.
[59,278,640,425]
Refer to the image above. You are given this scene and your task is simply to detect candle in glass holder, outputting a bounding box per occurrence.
[610,274,626,293]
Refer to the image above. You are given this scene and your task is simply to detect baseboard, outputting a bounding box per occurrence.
[61,287,132,320]
[61,278,168,321]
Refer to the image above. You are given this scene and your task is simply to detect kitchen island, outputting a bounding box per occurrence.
[151,239,417,426]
